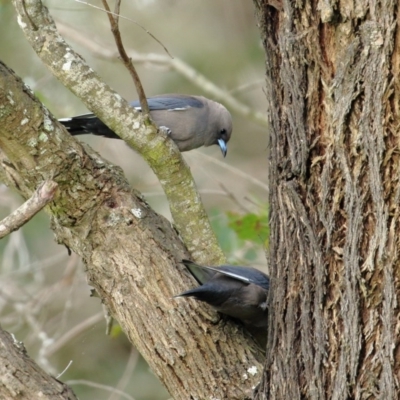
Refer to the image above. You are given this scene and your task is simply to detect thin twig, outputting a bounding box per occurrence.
[0,180,58,239]
[56,360,73,379]
[218,182,252,213]
[101,0,149,115]
[67,379,136,400]
[73,0,172,58]
[229,80,265,94]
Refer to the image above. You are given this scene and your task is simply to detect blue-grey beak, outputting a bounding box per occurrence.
[218,138,228,157]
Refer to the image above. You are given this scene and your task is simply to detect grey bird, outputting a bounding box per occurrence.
[175,259,270,328]
[59,94,232,157]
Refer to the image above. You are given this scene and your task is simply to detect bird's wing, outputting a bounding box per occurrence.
[130,96,203,111]
[181,260,270,291]
[59,97,204,122]
[58,113,97,122]
[181,260,217,284]
[209,265,270,291]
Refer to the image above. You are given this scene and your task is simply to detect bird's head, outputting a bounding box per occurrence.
[206,101,232,157]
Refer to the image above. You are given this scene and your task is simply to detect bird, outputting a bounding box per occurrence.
[175,259,270,328]
[59,94,232,157]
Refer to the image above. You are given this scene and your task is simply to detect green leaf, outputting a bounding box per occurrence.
[227,211,269,246]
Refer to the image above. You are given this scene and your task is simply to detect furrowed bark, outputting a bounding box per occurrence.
[254,1,400,398]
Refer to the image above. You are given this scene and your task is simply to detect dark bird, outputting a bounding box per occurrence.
[59,94,232,157]
[175,259,270,328]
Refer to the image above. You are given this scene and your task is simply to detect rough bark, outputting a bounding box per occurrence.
[0,63,263,399]
[254,0,400,399]
[0,326,78,400]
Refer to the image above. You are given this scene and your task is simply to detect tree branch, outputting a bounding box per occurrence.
[0,58,262,399]
[101,0,149,115]
[0,180,57,239]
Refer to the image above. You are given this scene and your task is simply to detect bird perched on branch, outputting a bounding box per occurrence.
[175,259,270,328]
[59,94,232,157]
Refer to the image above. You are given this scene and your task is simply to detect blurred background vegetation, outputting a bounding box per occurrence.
[0,1,268,398]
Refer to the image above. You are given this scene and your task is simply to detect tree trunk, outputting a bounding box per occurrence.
[254,1,400,398]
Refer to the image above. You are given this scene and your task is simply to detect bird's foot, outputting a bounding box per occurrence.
[159,126,172,136]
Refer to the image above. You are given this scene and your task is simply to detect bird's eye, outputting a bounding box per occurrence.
[220,128,227,140]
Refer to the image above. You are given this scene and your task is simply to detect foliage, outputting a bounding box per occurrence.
[210,205,268,264]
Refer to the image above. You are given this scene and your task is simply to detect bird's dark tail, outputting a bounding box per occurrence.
[58,115,119,139]
[58,117,89,135]
[174,286,222,305]
[181,259,216,284]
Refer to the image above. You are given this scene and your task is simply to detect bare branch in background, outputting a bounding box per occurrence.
[66,379,135,400]
[44,312,104,357]
[0,180,58,239]
[108,348,140,400]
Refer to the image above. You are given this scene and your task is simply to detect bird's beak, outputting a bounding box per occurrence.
[218,138,228,157]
